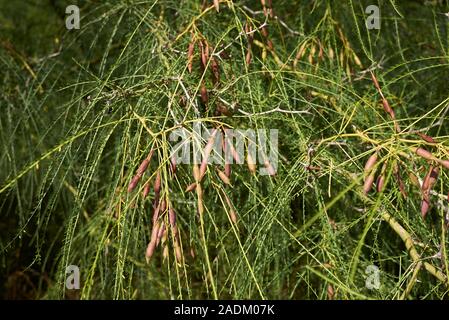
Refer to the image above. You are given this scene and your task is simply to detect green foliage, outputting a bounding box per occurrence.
[1,0,449,299]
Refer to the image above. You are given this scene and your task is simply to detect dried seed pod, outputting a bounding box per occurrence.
[185,183,197,193]
[246,153,257,175]
[353,52,362,67]
[245,48,252,66]
[364,152,378,174]
[393,164,407,198]
[213,0,219,12]
[193,164,200,182]
[196,183,204,216]
[200,82,208,105]
[223,192,237,223]
[211,57,220,85]
[409,172,420,188]
[174,241,183,263]
[328,47,335,60]
[187,41,195,73]
[327,284,335,300]
[294,42,308,68]
[217,169,231,185]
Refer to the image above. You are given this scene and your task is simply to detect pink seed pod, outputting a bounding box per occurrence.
[264,159,276,176]
[416,132,436,144]
[363,172,376,195]
[421,199,430,218]
[174,242,182,263]
[152,204,160,224]
[438,159,449,169]
[185,183,197,193]
[145,240,156,262]
[224,163,231,178]
[213,0,219,12]
[376,174,385,193]
[154,171,161,195]
[415,147,434,161]
[127,175,141,193]
[170,156,177,175]
[156,223,166,247]
[142,180,151,198]
[364,152,378,174]
[169,207,176,227]
[199,129,218,179]
[137,158,150,176]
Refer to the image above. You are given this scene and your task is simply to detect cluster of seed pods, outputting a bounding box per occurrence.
[127,148,182,263]
[186,32,227,116]
[362,142,449,219]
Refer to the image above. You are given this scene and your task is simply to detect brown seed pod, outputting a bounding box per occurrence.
[137,158,150,176]
[416,132,436,144]
[169,207,176,227]
[245,49,252,66]
[213,0,219,12]
[393,164,407,198]
[193,164,200,182]
[217,169,231,185]
[154,170,161,195]
[127,175,141,193]
[200,82,208,105]
[246,152,257,175]
[185,183,197,193]
[223,192,237,223]
[211,57,220,85]
[327,284,335,300]
[187,41,195,73]
[142,180,151,198]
